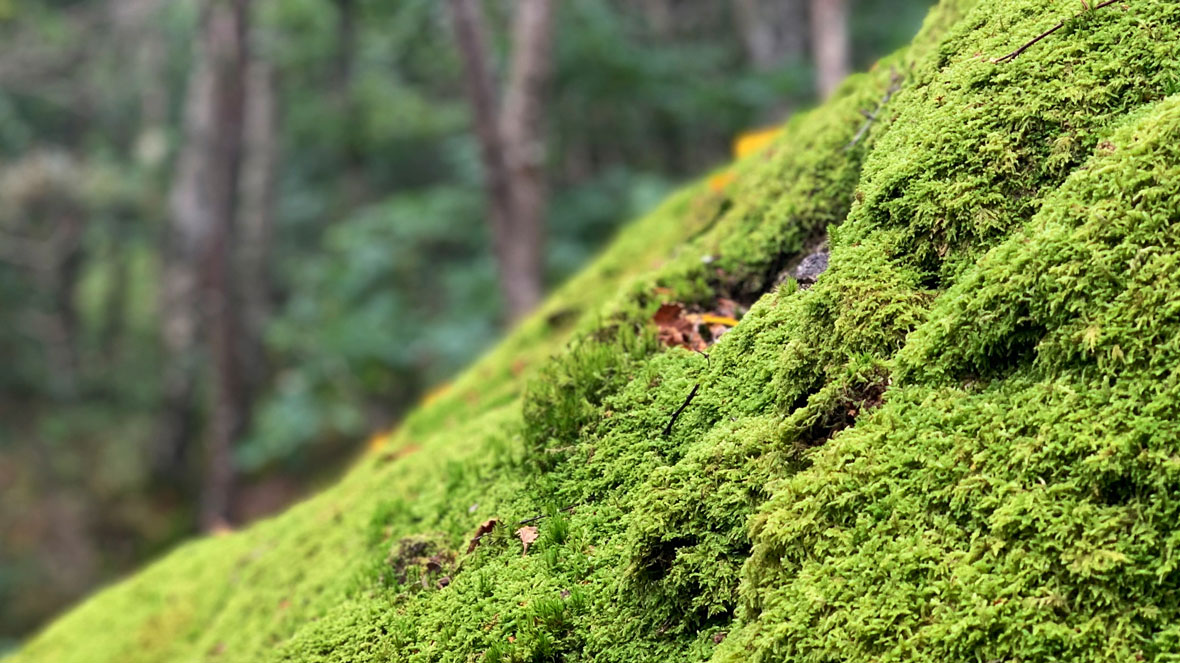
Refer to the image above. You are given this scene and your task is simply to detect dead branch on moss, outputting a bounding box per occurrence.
[662,383,701,437]
[845,69,903,152]
[516,504,577,526]
[993,0,1124,63]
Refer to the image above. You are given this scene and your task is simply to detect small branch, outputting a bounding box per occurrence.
[845,69,903,152]
[516,504,577,526]
[993,0,1123,63]
[662,383,700,437]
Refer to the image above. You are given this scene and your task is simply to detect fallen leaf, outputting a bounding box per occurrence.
[365,429,394,454]
[733,127,781,159]
[652,302,684,326]
[419,381,452,406]
[653,303,705,352]
[653,299,744,351]
[467,518,499,554]
[699,314,739,327]
[516,526,539,555]
[378,443,421,465]
[707,171,735,193]
[209,521,234,537]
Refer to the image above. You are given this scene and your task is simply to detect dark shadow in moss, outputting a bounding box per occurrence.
[801,370,891,446]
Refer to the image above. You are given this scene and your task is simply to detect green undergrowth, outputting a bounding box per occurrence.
[14,1,1180,661]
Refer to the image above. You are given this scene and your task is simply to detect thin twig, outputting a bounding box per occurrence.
[845,69,903,152]
[516,504,577,526]
[662,383,700,437]
[993,0,1123,63]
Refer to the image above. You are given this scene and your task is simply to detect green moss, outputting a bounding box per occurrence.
[13,1,1180,661]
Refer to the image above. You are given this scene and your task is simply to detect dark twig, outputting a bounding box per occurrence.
[516,504,577,526]
[662,383,700,437]
[845,69,904,152]
[993,0,1123,63]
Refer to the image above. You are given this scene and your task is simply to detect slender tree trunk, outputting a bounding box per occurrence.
[809,0,850,99]
[732,0,808,70]
[447,0,552,323]
[49,211,84,399]
[448,0,519,319]
[640,0,674,40]
[99,218,130,366]
[334,0,368,208]
[334,0,355,97]
[238,52,277,400]
[161,0,251,530]
[156,14,216,492]
[199,0,250,530]
[499,0,552,320]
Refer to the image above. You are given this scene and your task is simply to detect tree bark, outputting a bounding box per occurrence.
[161,0,251,530]
[809,0,850,99]
[732,0,808,71]
[199,0,250,531]
[447,0,552,323]
[238,51,277,401]
[156,15,216,492]
[499,0,553,321]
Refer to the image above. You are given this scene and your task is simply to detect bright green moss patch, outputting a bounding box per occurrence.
[14,1,1180,661]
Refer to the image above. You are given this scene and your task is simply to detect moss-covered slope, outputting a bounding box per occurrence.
[14,0,1180,661]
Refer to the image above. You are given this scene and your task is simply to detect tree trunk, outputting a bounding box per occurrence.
[156,10,217,493]
[161,0,251,530]
[199,0,250,531]
[809,0,850,99]
[447,0,552,324]
[238,52,277,401]
[498,0,553,321]
[732,0,808,71]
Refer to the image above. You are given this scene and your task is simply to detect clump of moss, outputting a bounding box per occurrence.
[13,1,1180,662]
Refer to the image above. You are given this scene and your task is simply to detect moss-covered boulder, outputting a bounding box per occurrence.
[14,0,1180,661]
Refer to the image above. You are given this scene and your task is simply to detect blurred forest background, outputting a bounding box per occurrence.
[0,0,932,649]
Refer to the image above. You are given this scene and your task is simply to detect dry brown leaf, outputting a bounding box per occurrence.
[467,518,498,554]
[653,299,744,351]
[653,303,705,351]
[516,526,539,555]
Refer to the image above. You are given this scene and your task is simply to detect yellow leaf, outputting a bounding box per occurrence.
[420,381,452,406]
[366,429,394,453]
[707,171,735,193]
[700,314,739,327]
[733,127,781,159]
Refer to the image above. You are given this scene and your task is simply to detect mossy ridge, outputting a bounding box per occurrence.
[14,1,1180,662]
[722,93,1180,662]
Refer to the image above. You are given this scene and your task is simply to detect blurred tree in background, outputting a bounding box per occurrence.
[0,0,931,648]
